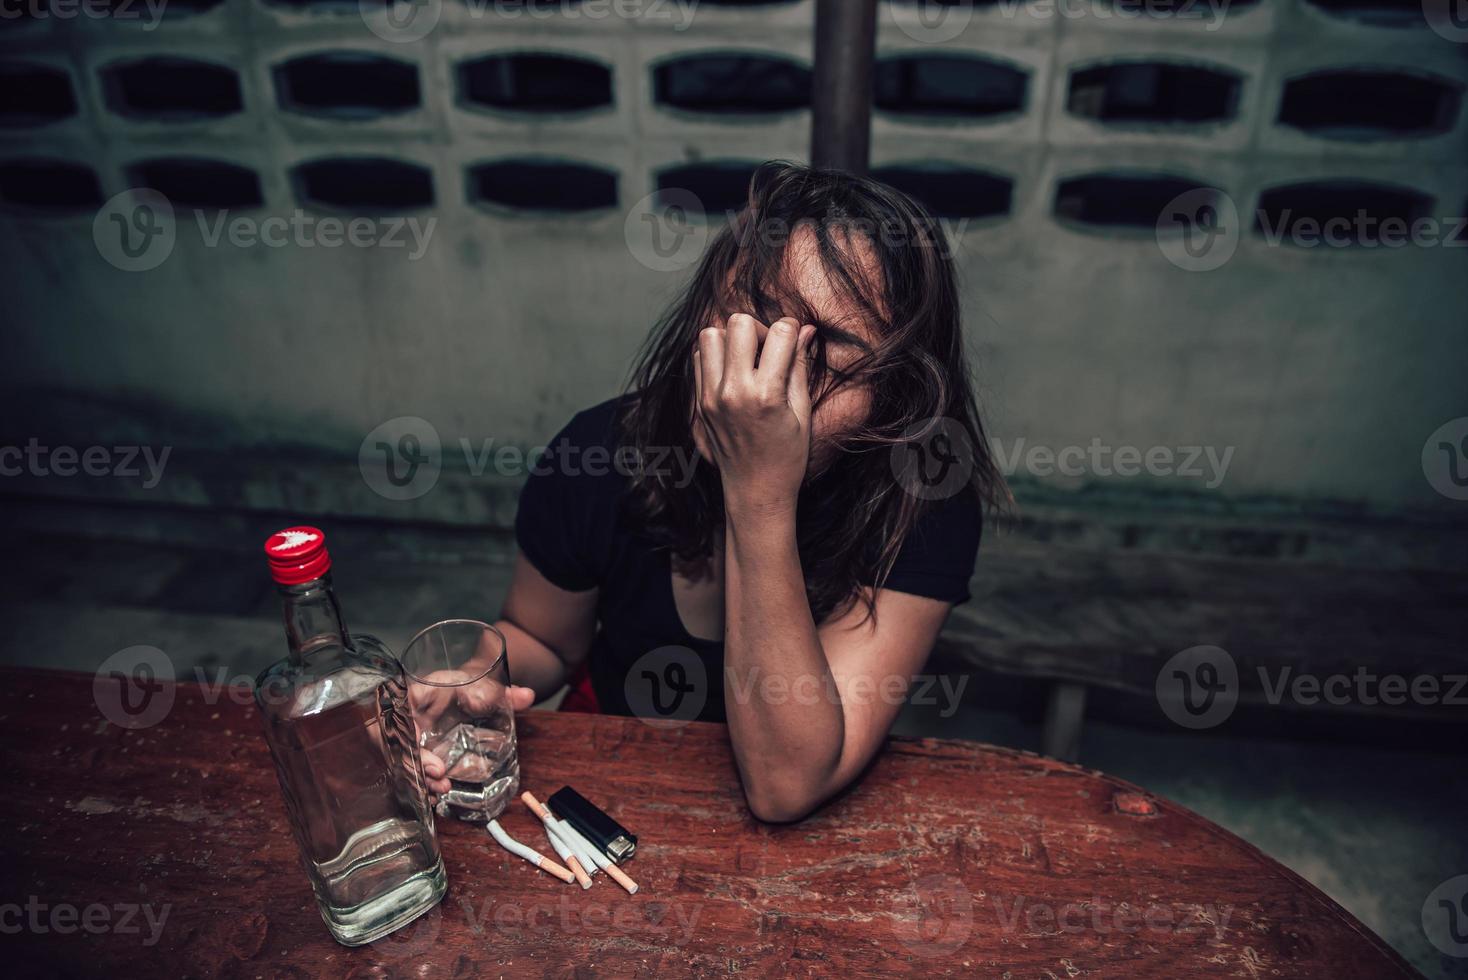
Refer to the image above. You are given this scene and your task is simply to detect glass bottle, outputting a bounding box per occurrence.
[254,526,446,946]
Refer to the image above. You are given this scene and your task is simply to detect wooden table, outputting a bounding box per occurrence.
[2,669,1418,978]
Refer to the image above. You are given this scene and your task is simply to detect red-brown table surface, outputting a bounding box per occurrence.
[1,668,1418,978]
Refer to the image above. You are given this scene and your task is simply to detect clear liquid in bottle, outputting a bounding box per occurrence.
[255,528,446,946]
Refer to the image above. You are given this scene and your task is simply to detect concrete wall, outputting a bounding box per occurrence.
[2,0,1465,520]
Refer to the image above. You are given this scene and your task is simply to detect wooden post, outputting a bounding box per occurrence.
[811,0,878,174]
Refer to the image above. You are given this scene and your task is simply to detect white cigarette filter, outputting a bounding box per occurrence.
[487,819,576,885]
[541,818,595,889]
[524,792,599,871]
[553,817,609,870]
[541,819,588,869]
[552,814,640,896]
[552,816,603,873]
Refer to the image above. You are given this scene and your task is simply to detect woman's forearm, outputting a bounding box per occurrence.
[494,618,571,701]
[693,312,840,819]
[722,500,846,822]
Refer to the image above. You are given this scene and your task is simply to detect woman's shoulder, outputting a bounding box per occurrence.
[915,488,983,543]
[542,394,696,499]
[533,396,643,483]
[514,396,636,591]
[551,395,631,452]
[883,489,984,604]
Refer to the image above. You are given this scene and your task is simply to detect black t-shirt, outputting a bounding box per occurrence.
[514,397,982,723]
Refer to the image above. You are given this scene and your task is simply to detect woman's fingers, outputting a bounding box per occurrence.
[697,326,725,395]
[421,748,451,797]
[788,325,816,418]
[725,313,761,378]
[691,351,717,464]
[756,317,802,395]
[457,679,535,717]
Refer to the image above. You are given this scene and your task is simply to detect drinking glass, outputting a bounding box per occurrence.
[401,619,520,822]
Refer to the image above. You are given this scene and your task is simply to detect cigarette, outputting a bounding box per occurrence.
[561,848,594,891]
[486,819,575,885]
[551,810,640,896]
[541,818,595,889]
[521,792,593,889]
[552,818,603,878]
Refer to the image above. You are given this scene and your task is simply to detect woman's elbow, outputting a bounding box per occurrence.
[745,793,814,825]
[741,778,827,824]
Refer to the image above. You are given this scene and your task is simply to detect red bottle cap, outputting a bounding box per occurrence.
[264,526,332,585]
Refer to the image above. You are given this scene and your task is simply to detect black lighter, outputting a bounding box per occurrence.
[549,786,637,864]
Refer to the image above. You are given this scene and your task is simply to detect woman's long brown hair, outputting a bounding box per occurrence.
[621,161,1009,624]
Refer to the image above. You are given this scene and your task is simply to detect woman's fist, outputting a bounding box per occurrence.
[692,314,817,517]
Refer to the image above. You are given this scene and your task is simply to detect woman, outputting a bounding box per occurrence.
[425,161,1007,822]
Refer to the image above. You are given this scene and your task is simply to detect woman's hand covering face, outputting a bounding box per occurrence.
[692,313,817,513]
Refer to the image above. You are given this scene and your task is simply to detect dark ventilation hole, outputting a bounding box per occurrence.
[875,55,1027,118]
[873,165,1012,220]
[0,63,77,126]
[1278,70,1462,140]
[0,3,41,26]
[655,162,759,218]
[95,0,227,16]
[262,0,397,8]
[293,157,433,211]
[1453,201,1468,246]
[101,57,243,121]
[275,52,420,119]
[158,0,228,13]
[126,158,263,210]
[1068,62,1241,124]
[467,159,617,213]
[1302,0,1422,26]
[0,159,103,211]
[653,55,810,114]
[458,53,613,113]
[886,0,1003,6]
[1092,0,1259,12]
[1253,182,1435,244]
[1054,173,1213,229]
[1449,202,1468,246]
